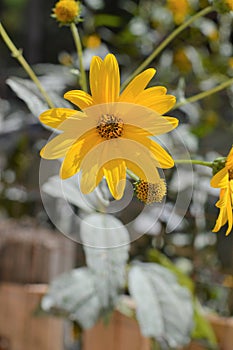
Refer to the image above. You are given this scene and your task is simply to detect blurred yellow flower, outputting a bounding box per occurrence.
[173,48,192,73]
[84,34,101,49]
[40,54,178,199]
[224,0,233,11]
[211,147,233,235]
[53,0,80,24]
[167,0,191,25]
[228,57,233,69]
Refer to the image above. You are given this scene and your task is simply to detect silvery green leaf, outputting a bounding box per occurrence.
[42,175,94,213]
[6,77,71,118]
[33,64,77,92]
[128,263,193,348]
[41,173,110,213]
[41,267,101,329]
[80,213,130,308]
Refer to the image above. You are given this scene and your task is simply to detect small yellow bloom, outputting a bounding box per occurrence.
[173,49,192,73]
[211,147,233,235]
[167,0,191,25]
[53,0,80,24]
[135,179,167,204]
[39,54,178,200]
[228,57,233,69]
[84,34,101,49]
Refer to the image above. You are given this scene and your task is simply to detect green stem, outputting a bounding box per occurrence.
[70,23,87,92]
[126,169,139,181]
[174,159,213,168]
[121,6,213,90]
[174,76,233,109]
[0,22,54,109]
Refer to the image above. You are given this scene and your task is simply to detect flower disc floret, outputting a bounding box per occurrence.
[96,114,124,140]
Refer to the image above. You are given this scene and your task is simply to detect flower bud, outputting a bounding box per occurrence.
[134,179,167,204]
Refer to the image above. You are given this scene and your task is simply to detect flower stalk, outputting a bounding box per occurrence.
[0,22,54,109]
[174,159,213,168]
[174,76,233,109]
[70,22,87,92]
[121,6,214,90]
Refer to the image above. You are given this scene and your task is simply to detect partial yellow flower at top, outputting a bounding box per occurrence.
[213,0,233,13]
[39,54,178,200]
[225,0,233,11]
[53,0,80,25]
[167,0,191,25]
[211,147,233,235]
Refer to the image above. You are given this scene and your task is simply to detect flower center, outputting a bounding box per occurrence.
[134,179,167,204]
[96,114,124,140]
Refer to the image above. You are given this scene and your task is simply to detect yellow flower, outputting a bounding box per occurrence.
[53,0,80,24]
[40,54,178,200]
[211,147,233,235]
[167,0,191,25]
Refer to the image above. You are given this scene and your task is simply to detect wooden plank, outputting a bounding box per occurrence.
[83,311,151,350]
[0,283,64,350]
[0,219,76,283]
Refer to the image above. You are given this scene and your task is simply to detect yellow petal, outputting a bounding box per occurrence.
[90,56,103,104]
[135,94,176,114]
[101,54,120,103]
[125,159,160,183]
[103,160,126,199]
[210,167,228,188]
[80,162,104,195]
[39,108,82,129]
[59,113,96,139]
[60,130,101,179]
[108,102,178,135]
[226,194,233,235]
[119,69,156,103]
[40,133,77,159]
[139,86,168,96]
[123,129,174,168]
[213,207,227,232]
[64,90,94,109]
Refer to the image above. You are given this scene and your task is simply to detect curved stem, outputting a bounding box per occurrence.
[126,169,139,181]
[70,23,88,92]
[0,22,54,109]
[174,77,233,109]
[174,159,213,168]
[121,6,213,90]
